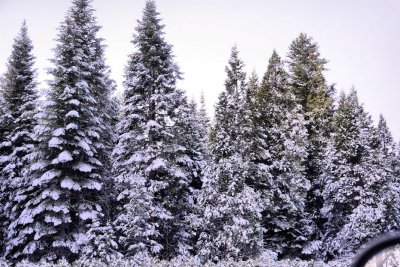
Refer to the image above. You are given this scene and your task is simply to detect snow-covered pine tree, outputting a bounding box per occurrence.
[0,86,13,257]
[243,71,259,188]
[5,0,114,262]
[321,89,396,258]
[112,0,202,260]
[208,46,247,161]
[245,71,259,112]
[197,92,211,160]
[81,220,121,263]
[173,93,205,256]
[186,98,205,191]
[198,47,263,262]
[0,21,38,259]
[254,50,311,257]
[287,33,335,251]
[73,6,119,260]
[198,92,210,135]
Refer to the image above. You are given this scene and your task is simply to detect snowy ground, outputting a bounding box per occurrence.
[0,252,354,267]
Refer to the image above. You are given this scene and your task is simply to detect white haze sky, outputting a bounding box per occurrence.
[0,0,399,139]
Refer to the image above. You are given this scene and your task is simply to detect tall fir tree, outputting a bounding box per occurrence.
[253,50,311,257]
[0,22,38,259]
[208,46,247,161]
[5,0,114,261]
[242,70,259,175]
[242,70,259,188]
[287,33,335,251]
[244,71,259,113]
[198,92,210,136]
[186,98,205,191]
[197,91,211,160]
[112,0,202,260]
[174,94,205,254]
[198,47,263,261]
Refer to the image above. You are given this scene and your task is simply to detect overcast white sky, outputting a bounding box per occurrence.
[0,0,399,139]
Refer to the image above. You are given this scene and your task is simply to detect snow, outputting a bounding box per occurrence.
[32,170,61,186]
[67,99,80,106]
[66,123,78,130]
[61,177,82,191]
[45,214,63,226]
[145,158,166,173]
[82,179,102,190]
[53,128,65,137]
[52,150,73,164]
[0,253,353,266]
[79,210,97,220]
[78,140,91,152]
[73,162,93,173]
[10,130,29,142]
[41,189,61,200]
[125,153,143,165]
[172,168,185,178]
[147,120,161,129]
[48,137,63,147]
[76,80,89,88]
[47,204,69,214]
[31,161,46,171]
[0,155,11,164]
[66,110,80,118]
[164,116,175,126]
[69,66,78,72]
[87,130,100,139]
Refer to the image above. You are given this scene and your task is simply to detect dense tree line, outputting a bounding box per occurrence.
[0,0,399,264]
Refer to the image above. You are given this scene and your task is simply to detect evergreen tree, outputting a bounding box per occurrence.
[112,0,201,260]
[198,92,210,138]
[287,33,335,250]
[254,50,311,257]
[321,90,398,258]
[186,98,205,191]
[242,70,260,188]
[208,46,246,161]
[5,0,113,261]
[197,91,211,160]
[81,220,121,263]
[198,47,263,261]
[374,114,397,169]
[0,88,13,256]
[0,22,38,259]
[245,71,259,111]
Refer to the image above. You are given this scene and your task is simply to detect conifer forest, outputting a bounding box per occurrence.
[1,0,399,266]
